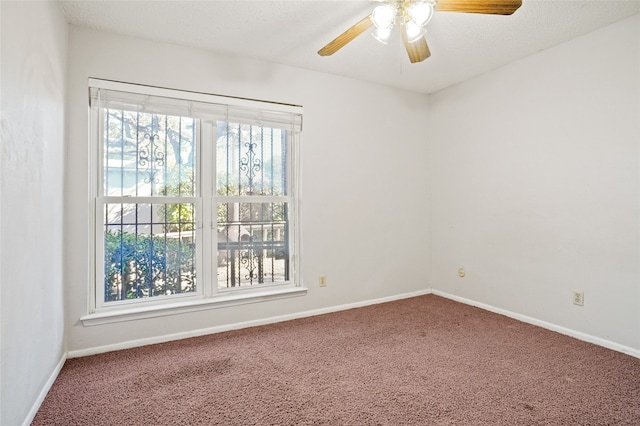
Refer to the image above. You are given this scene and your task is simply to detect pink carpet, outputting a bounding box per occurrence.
[33,295,640,425]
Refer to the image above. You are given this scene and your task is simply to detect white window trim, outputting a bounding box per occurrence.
[86,78,305,324]
[80,286,307,327]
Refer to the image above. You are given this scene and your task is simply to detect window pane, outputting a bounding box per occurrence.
[216,202,289,288]
[216,122,287,196]
[103,203,196,302]
[104,110,196,197]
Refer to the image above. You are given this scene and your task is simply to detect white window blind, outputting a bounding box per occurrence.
[89,79,303,131]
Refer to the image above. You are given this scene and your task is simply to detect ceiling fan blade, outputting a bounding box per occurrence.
[435,0,522,15]
[318,14,373,56]
[400,30,431,63]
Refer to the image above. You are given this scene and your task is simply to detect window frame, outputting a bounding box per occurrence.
[85,79,305,323]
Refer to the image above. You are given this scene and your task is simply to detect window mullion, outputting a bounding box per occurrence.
[216,195,290,203]
[101,196,199,204]
[199,120,215,298]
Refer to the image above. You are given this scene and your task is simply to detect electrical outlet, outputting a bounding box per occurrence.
[573,291,584,306]
[319,275,327,287]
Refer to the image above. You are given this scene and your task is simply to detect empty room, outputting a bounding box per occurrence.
[1,0,639,424]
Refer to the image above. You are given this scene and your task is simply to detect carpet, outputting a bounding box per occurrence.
[33,295,640,425]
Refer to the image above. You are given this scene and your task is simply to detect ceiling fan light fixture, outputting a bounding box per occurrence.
[404,19,427,43]
[318,0,523,63]
[372,26,393,44]
[371,4,396,29]
[407,1,435,27]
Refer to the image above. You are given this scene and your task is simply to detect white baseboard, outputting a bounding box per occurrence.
[67,289,433,358]
[68,287,640,360]
[22,352,67,426]
[432,290,640,359]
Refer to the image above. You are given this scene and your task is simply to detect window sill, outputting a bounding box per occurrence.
[80,286,308,327]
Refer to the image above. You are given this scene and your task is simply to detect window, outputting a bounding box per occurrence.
[88,79,303,317]
[215,123,292,289]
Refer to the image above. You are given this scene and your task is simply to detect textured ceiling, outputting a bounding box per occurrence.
[59,0,640,94]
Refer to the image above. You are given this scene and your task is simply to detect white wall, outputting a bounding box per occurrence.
[428,14,640,351]
[65,27,430,352]
[0,1,68,424]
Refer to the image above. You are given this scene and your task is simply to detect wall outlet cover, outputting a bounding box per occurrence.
[573,291,584,306]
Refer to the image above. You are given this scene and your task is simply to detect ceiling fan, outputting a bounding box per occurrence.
[318,0,522,63]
